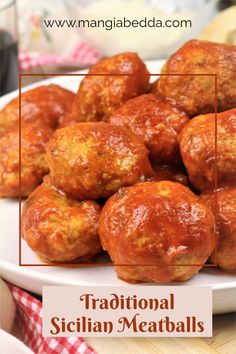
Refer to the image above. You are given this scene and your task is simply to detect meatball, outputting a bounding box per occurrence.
[150,164,189,186]
[179,108,236,191]
[46,122,152,200]
[0,84,74,133]
[109,94,189,165]
[65,52,150,124]
[99,181,216,283]
[156,40,236,116]
[22,177,102,262]
[150,79,159,94]
[0,123,53,197]
[201,188,236,272]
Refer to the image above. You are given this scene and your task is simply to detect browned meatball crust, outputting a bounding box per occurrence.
[65,52,150,124]
[46,122,152,200]
[99,181,216,283]
[109,94,189,165]
[156,40,236,116]
[179,108,236,191]
[201,188,236,272]
[22,177,102,262]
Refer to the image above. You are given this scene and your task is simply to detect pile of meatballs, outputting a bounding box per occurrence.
[0,39,235,283]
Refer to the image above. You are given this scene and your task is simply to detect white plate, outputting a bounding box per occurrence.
[0,329,33,354]
[0,61,235,315]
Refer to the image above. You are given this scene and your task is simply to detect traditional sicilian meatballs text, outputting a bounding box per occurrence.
[156,40,236,116]
[0,123,53,197]
[46,122,152,200]
[99,181,216,283]
[201,188,236,272]
[22,177,102,262]
[109,94,189,165]
[65,52,150,124]
[0,84,75,134]
[179,108,236,191]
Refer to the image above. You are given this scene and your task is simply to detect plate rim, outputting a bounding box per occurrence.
[1,258,236,291]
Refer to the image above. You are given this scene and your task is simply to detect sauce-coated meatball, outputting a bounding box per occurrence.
[150,164,189,186]
[201,188,236,272]
[0,85,75,197]
[179,108,236,191]
[109,94,189,165]
[22,177,102,262]
[46,122,152,200]
[0,123,53,197]
[156,40,236,116]
[0,84,74,133]
[65,52,150,123]
[99,181,216,283]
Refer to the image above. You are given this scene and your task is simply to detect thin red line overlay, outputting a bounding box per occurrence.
[19,72,218,267]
